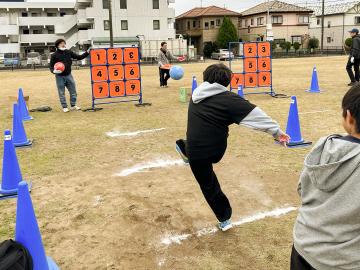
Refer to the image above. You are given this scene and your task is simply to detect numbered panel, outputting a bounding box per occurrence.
[231,73,244,89]
[258,42,271,57]
[258,58,271,72]
[244,58,257,73]
[125,64,140,79]
[109,81,125,97]
[244,43,257,58]
[244,73,258,88]
[126,80,141,95]
[93,82,109,98]
[90,49,107,65]
[108,65,124,81]
[124,48,139,63]
[91,66,108,82]
[107,48,123,65]
[258,72,271,87]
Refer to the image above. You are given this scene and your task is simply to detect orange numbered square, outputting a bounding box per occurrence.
[109,81,125,97]
[244,43,257,58]
[124,64,140,79]
[126,80,141,95]
[258,57,271,71]
[90,49,107,65]
[108,65,124,81]
[244,73,258,88]
[231,73,244,89]
[124,48,139,63]
[91,66,108,82]
[258,42,271,57]
[258,72,271,87]
[107,48,123,65]
[92,82,109,98]
[244,58,257,73]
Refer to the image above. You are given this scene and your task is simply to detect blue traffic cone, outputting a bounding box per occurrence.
[306,66,321,93]
[13,103,32,148]
[237,85,244,98]
[0,130,23,199]
[192,76,197,93]
[18,88,33,121]
[15,181,60,270]
[285,96,312,147]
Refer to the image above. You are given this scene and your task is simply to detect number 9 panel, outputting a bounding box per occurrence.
[126,80,141,95]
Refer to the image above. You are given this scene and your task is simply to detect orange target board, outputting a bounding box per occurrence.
[109,81,125,97]
[258,72,271,87]
[107,48,123,65]
[125,64,140,79]
[244,73,257,88]
[258,42,271,57]
[126,80,141,95]
[90,49,107,65]
[124,48,139,63]
[231,73,244,89]
[91,66,108,82]
[108,65,124,81]
[244,43,257,58]
[258,58,271,71]
[244,58,257,73]
[93,82,109,98]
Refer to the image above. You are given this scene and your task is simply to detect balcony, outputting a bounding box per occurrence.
[19,34,59,44]
[0,25,18,36]
[18,17,63,27]
[0,43,20,53]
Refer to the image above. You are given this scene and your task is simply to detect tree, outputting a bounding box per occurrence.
[270,41,277,51]
[345,37,352,51]
[279,41,287,51]
[217,17,238,49]
[308,37,319,50]
[203,42,219,58]
[293,42,301,52]
[285,41,292,52]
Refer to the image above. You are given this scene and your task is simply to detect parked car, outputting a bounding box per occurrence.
[27,52,41,66]
[0,54,4,64]
[211,49,234,60]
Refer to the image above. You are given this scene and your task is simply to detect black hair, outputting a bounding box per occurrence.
[161,42,167,47]
[55,39,66,48]
[203,64,232,87]
[342,84,360,133]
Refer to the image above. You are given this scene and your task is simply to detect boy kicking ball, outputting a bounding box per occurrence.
[291,85,360,270]
[176,64,290,231]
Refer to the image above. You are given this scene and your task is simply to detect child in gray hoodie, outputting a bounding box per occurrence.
[292,85,360,270]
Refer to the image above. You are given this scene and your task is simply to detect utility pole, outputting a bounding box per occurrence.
[320,0,325,51]
[109,0,114,47]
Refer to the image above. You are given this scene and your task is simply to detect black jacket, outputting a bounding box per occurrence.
[350,35,360,59]
[49,49,89,76]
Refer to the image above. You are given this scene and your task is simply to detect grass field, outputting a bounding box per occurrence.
[0,56,349,270]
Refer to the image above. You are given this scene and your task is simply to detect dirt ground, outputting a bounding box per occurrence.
[0,56,349,269]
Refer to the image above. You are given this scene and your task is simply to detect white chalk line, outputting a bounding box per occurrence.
[160,206,297,246]
[106,128,166,137]
[114,159,185,177]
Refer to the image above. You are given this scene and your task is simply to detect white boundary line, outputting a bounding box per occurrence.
[160,206,297,246]
[106,128,166,137]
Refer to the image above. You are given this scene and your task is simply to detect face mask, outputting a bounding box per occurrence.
[58,47,66,51]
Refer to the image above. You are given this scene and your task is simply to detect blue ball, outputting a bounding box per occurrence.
[170,66,184,80]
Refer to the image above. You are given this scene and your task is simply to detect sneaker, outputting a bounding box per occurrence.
[164,85,169,88]
[71,105,81,111]
[176,139,189,164]
[218,219,233,232]
[63,108,70,113]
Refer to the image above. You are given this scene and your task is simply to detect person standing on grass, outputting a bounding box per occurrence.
[291,85,360,270]
[50,39,90,113]
[346,28,360,86]
[158,42,184,88]
[175,64,290,232]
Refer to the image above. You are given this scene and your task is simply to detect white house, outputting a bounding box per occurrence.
[309,2,360,48]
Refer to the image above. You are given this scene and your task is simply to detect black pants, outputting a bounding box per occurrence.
[159,68,170,86]
[189,155,232,222]
[346,57,360,83]
[290,246,316,270]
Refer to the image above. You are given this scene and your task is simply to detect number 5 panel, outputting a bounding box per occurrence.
[108,65,124,81]
[124,64,140,79]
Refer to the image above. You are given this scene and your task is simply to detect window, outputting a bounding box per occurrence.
[272,15,283,24]
[245,19,249,27]
[22,29,29,34]
[60,12,66,16]
[355,16,360,24]
[120,0,127,9]
[47,13,57,17]
[102,0,109,9]
[31,13,38,17]
[21,12,28,17]
[239,19,242,28]
[291,36,302,44]
[187,21,190,30]
[328,21,331,28]
[198,21,201,28]
[216,19,221,26]
[327,37,332,43]
[104,20,110,30]
[193,20,196,28]
[204,22,209,29]
[317,18,321,25]
[298,16,309,24]
[153,0,159,9]
[153,20,160,30]
[251,18,254,25]
[257,17,264,25]
[274,38,285,44]
[121,20,128,30]
[168,18,174,29]
[33,29,41,34]
[47,26,55,34]
[210,21,215,28]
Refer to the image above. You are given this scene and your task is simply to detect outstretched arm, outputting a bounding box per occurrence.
[70,50,89,60]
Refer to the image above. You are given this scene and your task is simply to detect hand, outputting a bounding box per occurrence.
[178,56,185,62]
[351,56,355,63]
[53,69,62,74]
[87,46,92,53]
[276,133,291,147]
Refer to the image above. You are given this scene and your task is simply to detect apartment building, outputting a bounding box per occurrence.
[0,0,176,57]
[309,2,360,48]
[175,6,241,54]
[239,0,313,44]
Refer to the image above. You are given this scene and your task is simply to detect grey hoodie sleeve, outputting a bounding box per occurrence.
[240,107,285,138]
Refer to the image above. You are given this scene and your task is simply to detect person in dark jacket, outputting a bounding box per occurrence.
[346,28,360,86]
[50,39,90,112]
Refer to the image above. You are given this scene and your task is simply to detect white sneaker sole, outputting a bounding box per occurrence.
[175,144,189,164]
[219,223,233,232]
